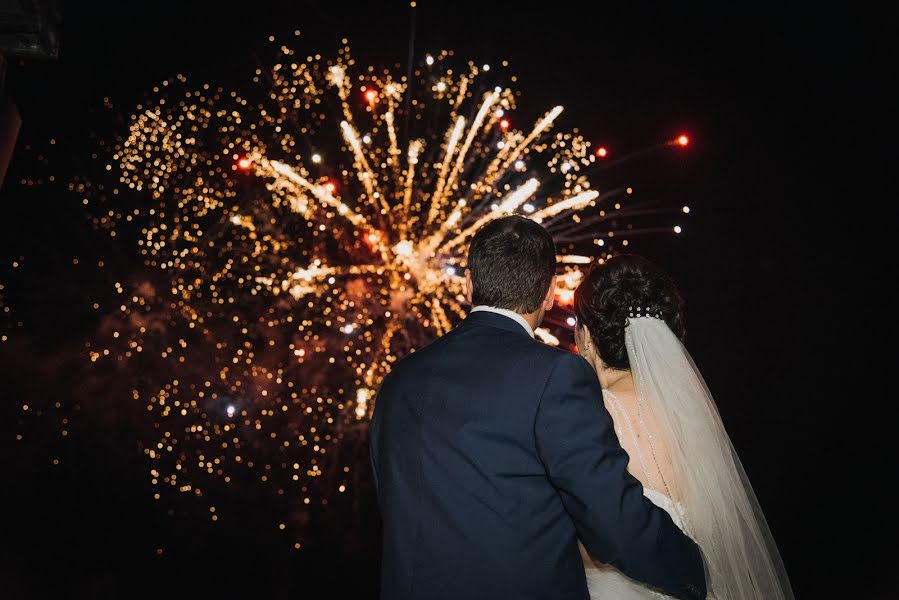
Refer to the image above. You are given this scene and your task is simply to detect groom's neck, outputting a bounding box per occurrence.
[520,309,543,332]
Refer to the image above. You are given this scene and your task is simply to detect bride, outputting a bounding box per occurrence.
[573,255,794,599]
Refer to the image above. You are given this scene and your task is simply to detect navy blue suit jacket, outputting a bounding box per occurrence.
[370,310,706,600]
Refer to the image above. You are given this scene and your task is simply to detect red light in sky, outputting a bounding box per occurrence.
[500,119,510,129]
[365,89,378,103]
[324,181,336,193]
[677,134,690,147]
[596,147,608,158]
[237,157,252,170]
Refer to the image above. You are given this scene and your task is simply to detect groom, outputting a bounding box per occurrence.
[370,216,706,599]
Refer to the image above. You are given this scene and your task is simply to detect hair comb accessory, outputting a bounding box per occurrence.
[627,306,664,320]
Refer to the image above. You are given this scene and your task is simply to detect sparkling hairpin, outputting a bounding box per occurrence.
[628,305,664,320]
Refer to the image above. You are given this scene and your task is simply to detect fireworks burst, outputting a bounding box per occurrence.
[77,37,684,535]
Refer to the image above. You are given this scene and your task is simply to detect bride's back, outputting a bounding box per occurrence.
[601,381,681,504]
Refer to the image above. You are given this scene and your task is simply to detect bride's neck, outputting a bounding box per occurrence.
[597,365,634,393]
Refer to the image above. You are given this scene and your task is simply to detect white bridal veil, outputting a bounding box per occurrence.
[625,317,794,599]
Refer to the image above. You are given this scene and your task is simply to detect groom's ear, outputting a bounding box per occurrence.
[543,275,557,311]
[465,269,473,304]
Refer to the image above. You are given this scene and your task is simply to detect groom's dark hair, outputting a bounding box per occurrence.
[467,216,556,313]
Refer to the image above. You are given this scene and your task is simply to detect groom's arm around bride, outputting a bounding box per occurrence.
[537,350,706,599]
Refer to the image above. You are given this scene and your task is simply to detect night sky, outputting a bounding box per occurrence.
[0,2,887,598]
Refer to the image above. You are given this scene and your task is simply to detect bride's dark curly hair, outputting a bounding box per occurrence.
[574,254,686,370]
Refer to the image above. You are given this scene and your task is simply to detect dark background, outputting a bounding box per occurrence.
[0,2,888,598]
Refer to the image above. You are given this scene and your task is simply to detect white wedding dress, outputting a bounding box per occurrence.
[580,318,793,600]
[583,390,695,599]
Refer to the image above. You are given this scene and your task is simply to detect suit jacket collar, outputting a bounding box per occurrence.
[461,309,535,339]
